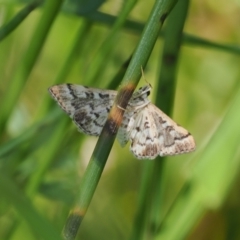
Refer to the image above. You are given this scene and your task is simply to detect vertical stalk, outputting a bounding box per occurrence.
[130,0,189,239]
[0,0,64,135]
[63,0,179,239]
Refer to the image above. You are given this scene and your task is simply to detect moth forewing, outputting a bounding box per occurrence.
[48,84,195,159]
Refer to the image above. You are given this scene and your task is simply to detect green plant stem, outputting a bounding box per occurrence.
[0,110,60,158]
[68,9,240,55]
[0,0,42,42]
[0,172,61,240]
[130,1,190,239]
[63,0,179,239]
[152,0,190,233]
[0,0,64,136]
[156,0,189,113]
[129,161,155,240]
[86,0,138,84]
[25,20,93,196]
[155,83,240,240]
[26,118,69,197]
[37,19,92,119]
[108,55,132,90]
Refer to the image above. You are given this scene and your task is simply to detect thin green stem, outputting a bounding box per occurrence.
[0,110,60,158]
[156,0,189,113]
[108,55,132,90]
[129,161,155,240]
[63,0,179,239]
[0,172,61,240]
[130,0,190,239]
[68,9,240,55]
[0,0,42,42]
[25,20,93,196]
[155,82,240,240]
[86,0,138,84]
[152,0,190,234]
[0,0,64,136]
[37,19,92,119]
[26,118,69,197]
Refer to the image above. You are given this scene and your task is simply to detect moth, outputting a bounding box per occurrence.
[48,84,195,159]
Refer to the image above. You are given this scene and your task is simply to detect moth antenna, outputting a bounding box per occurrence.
[141,66,152,88]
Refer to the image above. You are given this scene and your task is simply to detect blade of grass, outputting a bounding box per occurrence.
[0,110,60,158]
[86,0,138,85]
[0,19,92,189]
[0,172,61,240]
[155,0,190,113]
[66,8,240,55]
[108,55,132,90]
[0,17,91,236]
[25,117,70,197]
[151,0,190,232]
[25,19,94,196]
[0,0,64,136]
[155,84,240,239]
[37,19,92,118]
[1,18,92,200]
[129,161,156,240]
[5,117,71,239]
[0,0,42,42]
[130,1,190,239]
[63,0,179,239]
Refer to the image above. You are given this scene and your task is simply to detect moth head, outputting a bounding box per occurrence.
[137,85,152,97]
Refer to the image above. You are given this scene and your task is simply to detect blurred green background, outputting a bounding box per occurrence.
[0,0,240,239]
